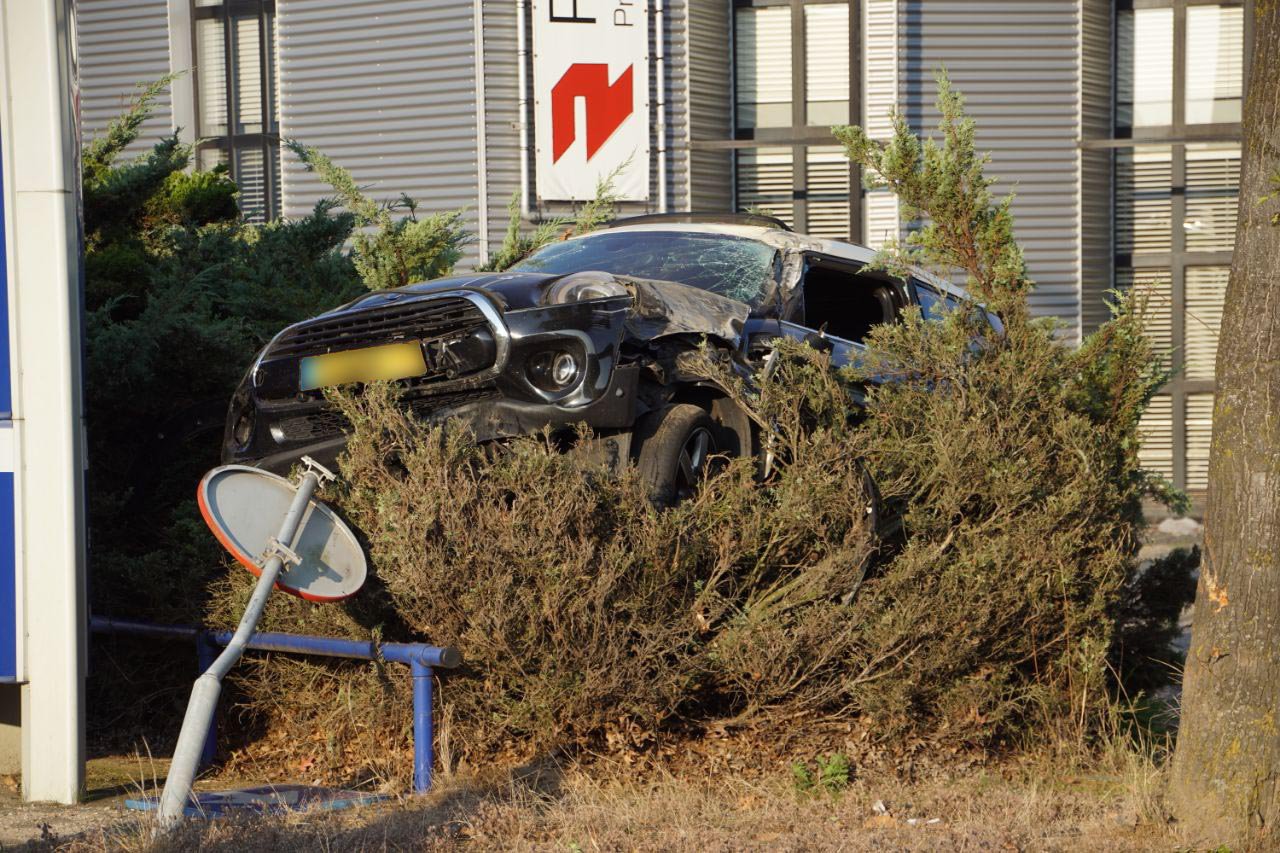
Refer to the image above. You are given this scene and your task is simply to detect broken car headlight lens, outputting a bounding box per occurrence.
[231,399,256,450]
[525,346,583,393]
[545,271,630,305]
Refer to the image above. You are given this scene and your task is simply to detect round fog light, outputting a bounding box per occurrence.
[526,347,584,393]
[551,352,578,386]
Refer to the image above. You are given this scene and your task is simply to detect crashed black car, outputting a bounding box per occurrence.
[224,213,995,503]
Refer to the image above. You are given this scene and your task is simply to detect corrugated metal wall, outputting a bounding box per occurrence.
[658,0,692,213]
[276,0,481,258]
[76,0,174,155]
[899,0,1082,337]
[685,0,732,211]
[479,0,522,262]
[863,0,899,247]
[1078,0,1112,335]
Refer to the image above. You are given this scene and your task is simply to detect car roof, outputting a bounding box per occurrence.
[579,221,975,303]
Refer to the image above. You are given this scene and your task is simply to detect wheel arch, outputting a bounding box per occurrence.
[667,381,757,459]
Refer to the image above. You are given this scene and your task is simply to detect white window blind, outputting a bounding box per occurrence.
[806,146,851,238]
[863,0,897,140]
[196,18,227,136]
[1118,268,1173,357]
[805,3,849,126]
[235,147,267,224]
[1186,5,1244,125]
[1186,393,1216,491]
[864,189,898,249]
[1138,394,1174,482]
[735,7,792,129]
[736,147,794,226]
[1116,7,1173,127]
[234,15,263,133]
[1115,146,1172,255]
[1185,144,1240,252]
[1185,266,1228,381]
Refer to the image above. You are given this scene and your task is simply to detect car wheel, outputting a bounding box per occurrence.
[633,404,723,506]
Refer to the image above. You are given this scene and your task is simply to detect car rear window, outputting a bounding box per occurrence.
[513,230,778,308]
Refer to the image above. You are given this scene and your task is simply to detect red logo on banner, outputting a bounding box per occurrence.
[551,63,634,163]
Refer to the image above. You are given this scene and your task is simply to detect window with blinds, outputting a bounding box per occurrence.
[1115,146,1172,255]
[736,148,795,226]
[805,3,849,126]
[805,146,851,238]
[734,6,792,129]
[1186,393,1216,491]
[1185,266,1228,381]
[1117,268,1173,356]
[1138,395,1174,482]
[1110,2,1245,499]
[1116,7,1173,128]
[1186,4,1244,125]
[1185,144,1240,252]
[233,15,264,133]
[196,18,227,137]
[194,0,280,222]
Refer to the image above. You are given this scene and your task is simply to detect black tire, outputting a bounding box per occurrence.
[632,404,722,506]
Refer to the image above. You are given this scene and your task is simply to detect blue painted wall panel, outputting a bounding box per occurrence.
[0,113,13,681]
[0,473,14,680]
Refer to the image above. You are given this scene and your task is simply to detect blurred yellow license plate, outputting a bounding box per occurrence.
[299,341,427,391]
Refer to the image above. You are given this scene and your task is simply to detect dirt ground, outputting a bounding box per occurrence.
[0,757,155,848]
[4,751,1180,852]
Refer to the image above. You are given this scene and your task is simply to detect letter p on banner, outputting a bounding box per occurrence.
[533,0,650,201]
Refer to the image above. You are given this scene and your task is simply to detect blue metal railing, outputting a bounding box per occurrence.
[89,615,462,793]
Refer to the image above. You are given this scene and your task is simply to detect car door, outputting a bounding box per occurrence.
[782,253,906,367]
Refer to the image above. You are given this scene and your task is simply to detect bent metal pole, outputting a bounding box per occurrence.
[157,468,322,825]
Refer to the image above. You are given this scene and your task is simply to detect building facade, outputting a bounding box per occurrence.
[73,0,1249,500]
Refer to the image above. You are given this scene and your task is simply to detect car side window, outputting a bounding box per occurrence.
[913,279,1003,333]
[798,259,900,344]
[913,281,956,321]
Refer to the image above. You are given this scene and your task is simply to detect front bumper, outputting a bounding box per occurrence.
[223,290,639,473]
[235,364,640,475]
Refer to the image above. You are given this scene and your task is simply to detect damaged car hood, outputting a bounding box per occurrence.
[319,271,752,349]
[617,277,749,348]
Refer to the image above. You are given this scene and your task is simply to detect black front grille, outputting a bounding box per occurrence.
[273,386,500,444]
[269,296,489,360]
[275,409,350,443]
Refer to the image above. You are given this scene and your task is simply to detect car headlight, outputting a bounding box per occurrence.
[230,396,256,449]
[525,346,584,393]
[544,271,630,305]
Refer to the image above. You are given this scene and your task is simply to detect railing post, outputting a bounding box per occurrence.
[411,659,434,794]
[89,616,459,795]
[195,632,220,771]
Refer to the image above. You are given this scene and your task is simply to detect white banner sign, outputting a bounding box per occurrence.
[532,0,650,201]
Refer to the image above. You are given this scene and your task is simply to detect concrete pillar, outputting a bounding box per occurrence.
[0,0,88,805]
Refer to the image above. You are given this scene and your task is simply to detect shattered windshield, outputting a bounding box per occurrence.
[513,230,778,309]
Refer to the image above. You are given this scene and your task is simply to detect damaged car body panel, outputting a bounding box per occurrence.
[223,215,992,500]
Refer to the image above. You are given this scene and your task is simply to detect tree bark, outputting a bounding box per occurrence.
[1168,1,1280,844]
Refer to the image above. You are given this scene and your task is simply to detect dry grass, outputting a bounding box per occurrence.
[47,752,1179,852]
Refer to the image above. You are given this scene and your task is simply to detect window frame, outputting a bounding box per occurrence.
[1114,0,1247,143]
[723,0,863,240]
[1109,0,1252,494]
[190,0,280,221]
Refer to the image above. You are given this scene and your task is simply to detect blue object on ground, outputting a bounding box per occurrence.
[90,615,461,794]
[125,784,387,818]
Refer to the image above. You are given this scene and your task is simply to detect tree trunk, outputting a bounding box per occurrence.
[1168,2,1280,844]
